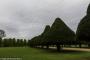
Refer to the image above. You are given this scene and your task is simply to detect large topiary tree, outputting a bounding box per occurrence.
[76,4,90,47]
[44,18,75,51]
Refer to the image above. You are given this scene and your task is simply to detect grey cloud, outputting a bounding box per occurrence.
[0,0,89,38]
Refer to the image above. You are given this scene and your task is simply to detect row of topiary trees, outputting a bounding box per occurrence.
[29,4,90,51]
[28,18,76,51]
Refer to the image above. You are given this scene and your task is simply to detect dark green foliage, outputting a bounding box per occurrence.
[87,4,90,16]
[40,25,51,48]
[12,38,17,47]
[0,38,2,47]
[47,18,75,44]
[16,39,24,47]
[41,25,51,36]
[76,4,90,47]
[29,25,51,48]
[23,39,27,47]
[0,17,75,50]
[0,4,90,50]
[0,38,27,47]
[3,39,9,47]
[0,29,29,47]
[0,30,6,47]
[28,40,31,47]
[46,18,75,51]
[29,17,75,51]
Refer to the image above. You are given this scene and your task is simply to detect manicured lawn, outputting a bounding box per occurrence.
[0,47,89,60]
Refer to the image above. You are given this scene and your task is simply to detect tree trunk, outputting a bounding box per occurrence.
[46,45,49,49]
[56,45,61,52]
[79,43,82,48]
[41,45,44,48]
[88,44,90,48]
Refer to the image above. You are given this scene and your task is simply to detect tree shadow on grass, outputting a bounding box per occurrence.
[83,57,90,60]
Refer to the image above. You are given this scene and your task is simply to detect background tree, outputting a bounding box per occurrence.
[0,38,2,47]
[23,39,27,47]
[12,38,17,47]
[0,30,6,47]
[0,30,6,38]
[3,39,9,47]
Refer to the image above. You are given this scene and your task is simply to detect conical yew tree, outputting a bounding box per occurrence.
[29,25,51,48]
[76,4,90,47]
[40,25,51,48]
[45,18,75,51]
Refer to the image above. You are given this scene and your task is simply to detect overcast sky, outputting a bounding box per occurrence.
[0,0,90,39]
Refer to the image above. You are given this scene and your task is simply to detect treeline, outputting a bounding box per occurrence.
[28,4,90,51]
[0,38,28,47]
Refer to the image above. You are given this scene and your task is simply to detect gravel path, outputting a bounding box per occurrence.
[49,47,90,52]
[63,48,90,52]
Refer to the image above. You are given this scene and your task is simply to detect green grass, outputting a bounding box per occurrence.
[0,47,89,60]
